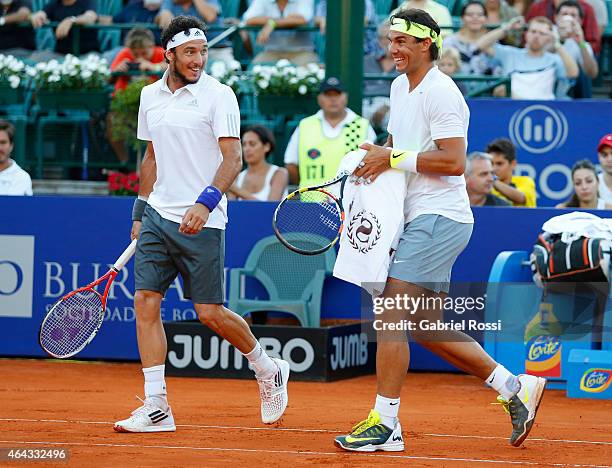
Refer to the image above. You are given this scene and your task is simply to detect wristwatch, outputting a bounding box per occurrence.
[68,15,77,22]
[0,17,6,27]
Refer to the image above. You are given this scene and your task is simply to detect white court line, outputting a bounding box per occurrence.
[0,439,608,467]
[1,417,611,447]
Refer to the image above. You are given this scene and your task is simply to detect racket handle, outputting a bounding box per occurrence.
[113,238,137,271]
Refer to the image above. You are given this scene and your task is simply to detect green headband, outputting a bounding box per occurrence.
[389,17,443,50]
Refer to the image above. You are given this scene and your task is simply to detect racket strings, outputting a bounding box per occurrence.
[275,191,342,250]
[39,290,104,357]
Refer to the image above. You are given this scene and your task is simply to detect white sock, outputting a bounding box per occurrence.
[485,364,520,399]
[143,364,168,410]
[244,342,277,378]
[374,394,400,428]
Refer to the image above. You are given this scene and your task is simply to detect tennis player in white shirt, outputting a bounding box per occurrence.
[334,8,546,453]
[114,15,290,433]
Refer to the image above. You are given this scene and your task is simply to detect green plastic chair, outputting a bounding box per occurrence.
[228,234,336,327]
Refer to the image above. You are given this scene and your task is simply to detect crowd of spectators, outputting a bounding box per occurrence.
[0,0,610,203]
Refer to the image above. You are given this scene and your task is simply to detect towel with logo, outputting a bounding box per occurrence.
[332,152,406,296]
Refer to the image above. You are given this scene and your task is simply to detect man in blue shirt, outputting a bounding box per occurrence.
[476,15,578,99]
[99,0,162,42]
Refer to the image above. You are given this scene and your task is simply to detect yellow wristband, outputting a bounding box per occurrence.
[390,149,418,172]
[267,18,277,29]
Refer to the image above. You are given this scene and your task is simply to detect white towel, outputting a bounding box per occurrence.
[542,212,612,241]
[333,152,406,296]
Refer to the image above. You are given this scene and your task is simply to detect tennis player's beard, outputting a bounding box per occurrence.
[172,66,200,86]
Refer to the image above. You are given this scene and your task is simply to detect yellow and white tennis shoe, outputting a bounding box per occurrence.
[497,374,546,446]
[113,397,176,433]
[335,409,404,452]
[257,357,290,424]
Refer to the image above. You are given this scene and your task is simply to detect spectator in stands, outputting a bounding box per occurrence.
[284,76,376,187]
[526,0,601,54]
[391,0,452,30]
[0,0,36,58]
[486,137,537,206]
[556,0,598,98]
[110,27,166,92]
[507,0,534,15]
[585,0,608,37]
[314,0,378,56]
[0,120,32,196]
[158,0,234,65]
[465,152,511,206]
[241,0,318,66]
[107,28,166,164]
[476,16,579,99]
[437,47,468,94]
[597,133,612,202]
[362,20,398,133]
[29,0,98,56]
[99,0,162,44]
[556,159,612,209]
[484,0,522,45]
[445,1,503,77]
[228,125,288,200]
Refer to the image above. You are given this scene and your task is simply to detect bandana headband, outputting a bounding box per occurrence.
[166,28,207,50]
[389,17,443,50]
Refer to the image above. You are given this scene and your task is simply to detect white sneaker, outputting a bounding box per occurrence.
[114,397,176,433]
[257,358,290,424]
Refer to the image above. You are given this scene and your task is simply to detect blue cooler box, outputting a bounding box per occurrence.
[566,349,612,399]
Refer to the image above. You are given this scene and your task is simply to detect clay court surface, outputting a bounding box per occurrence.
[1,359,610,467]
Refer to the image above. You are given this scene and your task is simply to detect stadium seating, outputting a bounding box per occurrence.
[228,234,336,327]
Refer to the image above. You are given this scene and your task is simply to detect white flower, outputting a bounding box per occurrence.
[289,77,298,84]
[229,60,241,71]
[8,75,20,89]
[298,84,307,95]
[251,64,262,74]
[209,61,226,79]
[81,70,92,79]
[307,63,320,73]
[276,59,291,68]
[257,79,269,89]
[317,69,325,80]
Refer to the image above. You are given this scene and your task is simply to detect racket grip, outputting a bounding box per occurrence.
[113,238,138,271]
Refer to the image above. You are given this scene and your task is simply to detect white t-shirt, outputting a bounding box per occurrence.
[387,67,473,224]
[283,108,377,165]
[138,71,241,228]
[0,160,33,195]
[598,173,612,204]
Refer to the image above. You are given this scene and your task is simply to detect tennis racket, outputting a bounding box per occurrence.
[39,239,138,358]
[272,171,350,255]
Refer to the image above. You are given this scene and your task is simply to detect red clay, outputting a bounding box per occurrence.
[1,359,611,467]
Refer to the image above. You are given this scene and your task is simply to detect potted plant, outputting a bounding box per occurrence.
[28,54,111,111]
[208,59,245,96]
[0,54,27,105]
[107,170,139,196]
[250,60,324,116]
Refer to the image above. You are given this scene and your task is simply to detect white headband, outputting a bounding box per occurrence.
[166,28,207,50]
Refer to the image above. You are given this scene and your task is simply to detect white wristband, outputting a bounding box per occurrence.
[390,149,418,173]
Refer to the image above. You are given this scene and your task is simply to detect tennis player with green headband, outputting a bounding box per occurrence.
[334,8,546,452]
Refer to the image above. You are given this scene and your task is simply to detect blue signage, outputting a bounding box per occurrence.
[467,99,612,206]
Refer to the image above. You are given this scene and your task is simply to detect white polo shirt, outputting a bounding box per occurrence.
[137,71,241,229]
[388,66,473,224]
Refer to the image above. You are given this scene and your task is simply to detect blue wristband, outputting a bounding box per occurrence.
[196,185,222,211]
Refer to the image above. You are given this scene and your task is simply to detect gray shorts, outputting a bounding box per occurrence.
[388,214,473,294]
[135,205,225,303]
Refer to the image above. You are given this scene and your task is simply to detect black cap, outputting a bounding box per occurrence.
[319,76,344,93]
